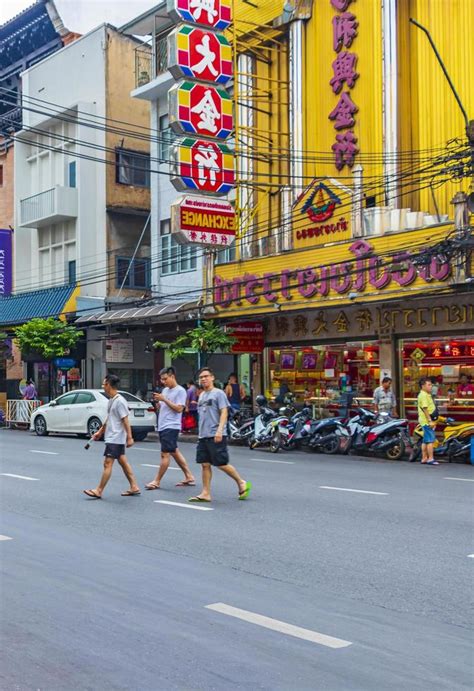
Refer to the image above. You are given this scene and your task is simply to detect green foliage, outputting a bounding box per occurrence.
[13,318,83,360]
[153,320,235,361]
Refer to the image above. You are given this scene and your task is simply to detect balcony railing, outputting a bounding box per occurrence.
[134,34,168,89]
[19,186,78,228]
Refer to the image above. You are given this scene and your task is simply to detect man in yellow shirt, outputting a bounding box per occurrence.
[417,377,438,465]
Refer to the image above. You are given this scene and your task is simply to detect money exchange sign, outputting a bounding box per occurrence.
[168,25,233,84]
[169,81,233,139]
[167,0,232,31]
[171,138,235,195]
[170,195,235,246]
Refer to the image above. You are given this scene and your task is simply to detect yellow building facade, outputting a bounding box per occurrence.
[216,0,473,422]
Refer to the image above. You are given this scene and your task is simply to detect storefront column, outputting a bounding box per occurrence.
[379,340,397,388]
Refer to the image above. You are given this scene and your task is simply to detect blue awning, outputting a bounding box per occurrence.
[0,285,77,326]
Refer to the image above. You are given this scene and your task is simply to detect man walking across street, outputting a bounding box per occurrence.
[373,376,397,417]
[417,376,438,465]
[189,367,251,503]
[145,367,195,490]
[83,374,141,498]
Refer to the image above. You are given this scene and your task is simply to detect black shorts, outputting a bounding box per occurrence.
[159,428,179,453]
[196,437,229,466]
[104,443,125,459]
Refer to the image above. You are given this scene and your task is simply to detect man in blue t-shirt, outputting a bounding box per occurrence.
[145,367,195,490]
[188,366,251,504]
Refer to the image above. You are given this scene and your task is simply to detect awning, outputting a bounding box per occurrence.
[75,300,200,325]
[0,285,78,326]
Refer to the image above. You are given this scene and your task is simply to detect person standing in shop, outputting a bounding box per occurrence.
[145,367,195,490]
[225,373,246,412]
[373,377,397,417]
[417,377,438,466]
[188,366,251,504]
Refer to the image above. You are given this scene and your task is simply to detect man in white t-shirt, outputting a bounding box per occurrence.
[83,374,140,499]
[145,367,195,490]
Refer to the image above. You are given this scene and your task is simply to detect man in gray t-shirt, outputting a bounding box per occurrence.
[145,367,195,491]
[188,367,251,504]
[373,377,397,416]
[83,374,140,499]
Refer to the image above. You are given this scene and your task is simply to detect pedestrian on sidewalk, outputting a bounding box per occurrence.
[83,374,141,499]
[225,372,246,412]
[145,367,195,490]
[417,377,438,466]
[373,377,397,417]
[189,366,251,504]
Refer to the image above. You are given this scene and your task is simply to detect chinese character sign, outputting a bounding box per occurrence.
[171,195,236,246]
[171,138,235,195]
[328,0,359,171]
[168,0,232,31]
[169,81,233,139]
[168,25,233,84]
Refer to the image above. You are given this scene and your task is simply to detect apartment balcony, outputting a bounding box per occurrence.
[19,186,78,228]
[132,34,173,101]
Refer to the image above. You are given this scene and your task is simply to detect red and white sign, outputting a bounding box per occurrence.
[171,137,234,195]
[167,0,232,31]
[171,195,235,246]
[168,25,233,85]
[168,81,233,140]
[226,322,265,353]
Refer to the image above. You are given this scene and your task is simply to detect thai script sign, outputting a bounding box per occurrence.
[0,229,12,297]
[329,0,359,170]
[214,239,452,308]
[171,195,235,246]
[293,179,352,247]
[168,25,233,85]
[226,321,265,353]
[171,138,235,195]
[167,0,232,31]
[169,81,233,139]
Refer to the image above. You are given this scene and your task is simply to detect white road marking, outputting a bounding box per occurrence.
[467,554,474,559]
[132,447,158,453]
[154,500,213,511]
[1,473,40,481]
[29,450,58,455]
[141,464,179,470]
[205,603,352,649]
[250,458,294,465]
[319,486,388,496]
[0,535,13,541]
[443,477,474,483]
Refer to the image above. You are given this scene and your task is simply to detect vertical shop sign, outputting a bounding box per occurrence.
[329,0,359,171]
[0,229,13,297]
[167,0,235,247]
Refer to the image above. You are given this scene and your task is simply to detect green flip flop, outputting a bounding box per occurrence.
[238,481,252,500]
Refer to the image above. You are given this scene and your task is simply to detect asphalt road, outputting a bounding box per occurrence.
[1,429,473,690]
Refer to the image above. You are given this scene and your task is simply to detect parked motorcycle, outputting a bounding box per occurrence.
[344,408,410,460]
[227,406,255,444]
[278,407,313,450]
[248,395,293,453]
[307,415,350,454]
[410,416,474,463]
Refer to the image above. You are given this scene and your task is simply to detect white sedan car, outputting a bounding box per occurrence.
[30,389,156,441]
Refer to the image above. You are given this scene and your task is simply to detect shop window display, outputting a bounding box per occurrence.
[268,343,380,414]
[400,337,474,425]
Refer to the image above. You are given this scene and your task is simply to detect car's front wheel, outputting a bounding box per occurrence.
[132,431,148,442]
[87,417,102,437]
[34,415,48,436]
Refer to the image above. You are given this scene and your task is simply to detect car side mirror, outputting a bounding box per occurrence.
[50,400,57,407]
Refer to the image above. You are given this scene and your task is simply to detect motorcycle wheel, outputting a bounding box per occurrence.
[386,437,405,461]
[270,430,281,453]
[248,436,257,450]
[321,436,341,455]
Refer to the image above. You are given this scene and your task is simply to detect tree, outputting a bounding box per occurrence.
[153,320,235,364]
[13,318,83,360]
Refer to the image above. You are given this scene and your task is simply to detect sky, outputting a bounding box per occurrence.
[0,0,155,34]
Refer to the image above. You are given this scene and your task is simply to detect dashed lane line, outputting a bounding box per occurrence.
[468,554,474,559]
[1,473,40,481]
[0,535,13,541]
[205,603,352,649]
[154,500,214,512]
[29,450,58,455]
[141,464,179,470]
[443,477,474,483]
[319,486,388,496]
[250,458,295,465]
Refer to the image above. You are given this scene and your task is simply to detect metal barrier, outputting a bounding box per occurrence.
[6,400,41,427]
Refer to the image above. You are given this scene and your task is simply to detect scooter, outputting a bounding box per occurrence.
[227,407,255,444]
[278,407,313,450]
[307,415,350,454]
[344,408,410,460]
[248,395,292,453]
[410,416,474,463]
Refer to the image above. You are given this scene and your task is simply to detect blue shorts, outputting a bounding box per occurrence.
[159,428,179,453]
[422,425,436,444]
